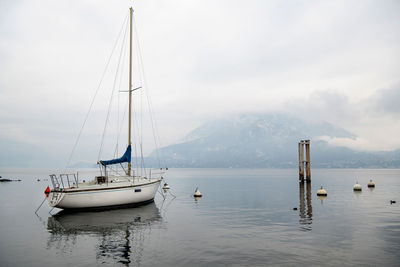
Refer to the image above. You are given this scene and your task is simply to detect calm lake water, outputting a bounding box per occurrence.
[0,168,399,266]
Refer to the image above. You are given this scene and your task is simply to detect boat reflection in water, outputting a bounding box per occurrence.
[47,202,161,266]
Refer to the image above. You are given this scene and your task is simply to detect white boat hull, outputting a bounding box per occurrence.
[48,179,161,210]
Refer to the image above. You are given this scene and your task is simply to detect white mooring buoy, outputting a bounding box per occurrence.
[367,179,375,188]
[317,186,327,196]
[194,187,202,197]
[162,183,170,190]
[353,182,362,191]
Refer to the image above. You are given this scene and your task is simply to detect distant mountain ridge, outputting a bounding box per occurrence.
[147,113,400,168]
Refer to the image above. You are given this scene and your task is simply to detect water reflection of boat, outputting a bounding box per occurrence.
[47,202,161,265]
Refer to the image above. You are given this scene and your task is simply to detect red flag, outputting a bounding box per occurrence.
[44,186,50,197]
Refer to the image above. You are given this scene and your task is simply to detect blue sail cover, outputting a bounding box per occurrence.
[99,145,131,166]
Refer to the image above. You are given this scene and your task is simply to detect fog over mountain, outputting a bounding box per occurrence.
[148,113,400,168]
[1,1,399,168]
[2,112,399,169]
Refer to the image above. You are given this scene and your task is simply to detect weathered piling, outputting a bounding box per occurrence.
[298,140,311,183]
[305,140,311,182]
[298,141,305,183]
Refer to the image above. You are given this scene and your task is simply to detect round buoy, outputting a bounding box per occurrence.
[353,182,362,191]
[367,179,375,188]
[317,186,327,196]
[194,187,202,197]
[162,183,170,190]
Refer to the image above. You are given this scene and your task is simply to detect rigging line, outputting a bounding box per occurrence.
[133,16,165,168]
[131,14,145,174]
[119,163,127,175]
[114,95,129,158]
[114,82,120,158]
[132,92,146,175]
[64,13,129,169]
[132,16,147,174]
[113,96,129,175]
[134,140,139,175]
[115,77,120,157]
[133,101,141,174]
[133,104,140,175]
[144,77,164,167]
[140,143,147,177]
[145,80,163,168]
[113,26,130,159]
[98,15,129,161]
[135,20,146,172]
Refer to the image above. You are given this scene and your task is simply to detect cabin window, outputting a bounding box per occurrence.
[135,188,141,193]
[96,176,106,184]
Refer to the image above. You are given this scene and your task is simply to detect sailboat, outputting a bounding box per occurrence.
[47,7,163,210]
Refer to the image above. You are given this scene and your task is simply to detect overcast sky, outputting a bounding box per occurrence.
[1,0,400,166]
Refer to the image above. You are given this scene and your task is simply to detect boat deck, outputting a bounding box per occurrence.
[51,175,160,193]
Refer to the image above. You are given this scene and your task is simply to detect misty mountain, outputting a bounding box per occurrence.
[147,113,400,168]
[0,138,65,168]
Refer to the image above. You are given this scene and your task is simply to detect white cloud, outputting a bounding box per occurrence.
[1,0,400,166]
[285,88,400,151]
[315,136,385,152]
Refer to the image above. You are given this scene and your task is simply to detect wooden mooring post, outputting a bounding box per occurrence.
[298,140,311,183]
[298,141,305,182]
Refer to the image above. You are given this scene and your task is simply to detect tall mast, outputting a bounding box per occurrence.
[128,7,133,176]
